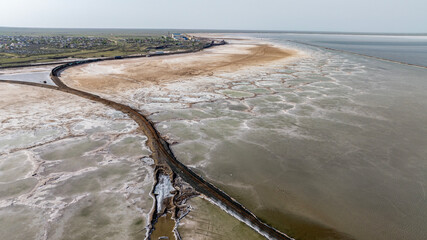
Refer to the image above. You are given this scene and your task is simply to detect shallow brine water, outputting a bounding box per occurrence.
[256,33,427,67]
[0,85,154,240]
[0,67,55,85]
[2,33,426,240]
[142,34,427,240]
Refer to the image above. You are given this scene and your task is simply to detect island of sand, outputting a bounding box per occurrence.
[61,39,298,93]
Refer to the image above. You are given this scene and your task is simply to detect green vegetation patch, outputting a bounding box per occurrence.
[0,30,208,67]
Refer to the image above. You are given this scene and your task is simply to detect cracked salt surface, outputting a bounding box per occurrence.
[74,37,427,240]
[35,35,427,240]
[0,84,154,239]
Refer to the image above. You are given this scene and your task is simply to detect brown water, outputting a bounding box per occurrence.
[150,213,176,240]
[178,197,265,240]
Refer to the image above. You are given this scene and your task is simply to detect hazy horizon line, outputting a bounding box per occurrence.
[1,26,426,36]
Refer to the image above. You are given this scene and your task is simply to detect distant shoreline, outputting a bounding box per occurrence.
[0,36,224,69]
[289,40,427,69]
[1,26,426,36]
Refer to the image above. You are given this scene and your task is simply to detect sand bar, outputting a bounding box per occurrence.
[61,39,299,93]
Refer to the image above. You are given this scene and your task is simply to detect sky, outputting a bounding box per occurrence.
[1,0,426,33]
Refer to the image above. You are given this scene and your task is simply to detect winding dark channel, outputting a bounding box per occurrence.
[1,44,293,240]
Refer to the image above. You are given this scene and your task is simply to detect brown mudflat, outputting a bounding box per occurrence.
[61,42,297,93]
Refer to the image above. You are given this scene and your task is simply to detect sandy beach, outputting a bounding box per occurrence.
[61,39,299,93]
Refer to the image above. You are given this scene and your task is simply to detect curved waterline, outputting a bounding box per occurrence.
[288,40,427,69]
